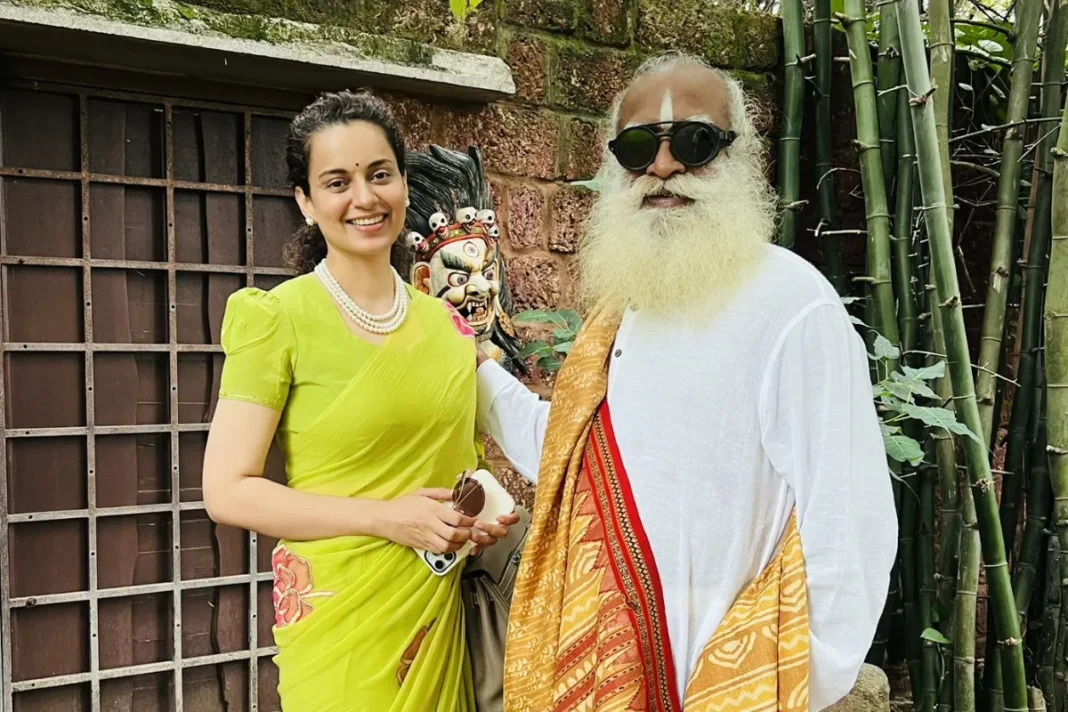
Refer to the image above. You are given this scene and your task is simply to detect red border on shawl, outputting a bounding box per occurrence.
[586,400,682,712]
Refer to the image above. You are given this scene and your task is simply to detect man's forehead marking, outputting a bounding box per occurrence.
[659,89,673,123]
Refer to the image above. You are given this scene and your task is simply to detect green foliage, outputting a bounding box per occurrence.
[863,324,979,466]
[449,0,484,22]
[922,627,952,645]
[512,309,584,374]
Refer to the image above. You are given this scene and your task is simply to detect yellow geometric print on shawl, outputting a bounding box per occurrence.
[503,304,811,712]
[683,513,809,712]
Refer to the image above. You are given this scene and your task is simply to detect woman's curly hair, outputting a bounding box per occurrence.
[282,89,407,274]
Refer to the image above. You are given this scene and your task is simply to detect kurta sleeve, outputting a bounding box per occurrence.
[476,359,551,483]
[218,288,295,412]
[759,299,898,711]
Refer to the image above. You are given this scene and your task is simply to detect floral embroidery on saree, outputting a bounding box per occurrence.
[396,620,436,686]
[271,545,334,628]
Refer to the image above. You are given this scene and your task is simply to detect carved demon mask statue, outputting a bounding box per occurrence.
[392,145,522,368]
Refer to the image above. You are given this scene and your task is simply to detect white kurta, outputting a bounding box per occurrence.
[477,245,898,710]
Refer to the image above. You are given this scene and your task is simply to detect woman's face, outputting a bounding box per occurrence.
[295,120,408,260]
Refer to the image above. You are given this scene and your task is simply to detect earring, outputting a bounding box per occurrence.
[305,216,314,227]
[405,197,410,207]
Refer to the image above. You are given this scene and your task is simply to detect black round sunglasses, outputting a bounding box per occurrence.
[608,120,737,172]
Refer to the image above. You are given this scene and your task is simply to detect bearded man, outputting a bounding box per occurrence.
[476,53,897,712]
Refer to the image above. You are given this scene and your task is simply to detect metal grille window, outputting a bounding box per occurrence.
[0,80,303,712]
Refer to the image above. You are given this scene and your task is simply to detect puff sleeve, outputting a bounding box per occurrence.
[218,288,295,411]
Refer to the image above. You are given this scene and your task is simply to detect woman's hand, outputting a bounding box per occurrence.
[470,510,522,557]
[475,345,489,367]
[378,488,478,554]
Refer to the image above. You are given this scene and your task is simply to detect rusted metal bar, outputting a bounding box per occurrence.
[244,108,262,712]
[8,500,206,523]
[6,423,210,438]
[1,255,290,276]
[10,647,279,693]
[164,100,186,712]
[0,172,13,712]
[5,78,295,119]
[8,572,273,608]
[0,166,290,197]
[77,91,103,712]
[4,342,223,353]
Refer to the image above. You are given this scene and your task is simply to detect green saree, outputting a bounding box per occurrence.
[218,273,478,712]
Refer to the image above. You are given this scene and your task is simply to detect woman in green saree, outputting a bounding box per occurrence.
[202,90,517,711]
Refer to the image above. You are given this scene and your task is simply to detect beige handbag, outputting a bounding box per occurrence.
[461,505,532,712]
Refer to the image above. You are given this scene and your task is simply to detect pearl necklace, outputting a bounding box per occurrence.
[314,260,410,335]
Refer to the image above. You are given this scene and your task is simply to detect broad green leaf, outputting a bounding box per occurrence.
[977,39,1003,54]
[880,422,902,437]
[176,3,197,19]
[553,341,573,354]
[873,335,900,361]
[559,309,584,331]
[513,310,557,325]
[883,432,925,465]
[538,356,562,373]
[841,296,863,305]
[553,328,576,342]
[921,628,952,645]
[902,361,946,381]
[889,373,939,400]
[898,404,982,444]
[515,339,552,360]
[885,379,937,403]
[850,315,869,328]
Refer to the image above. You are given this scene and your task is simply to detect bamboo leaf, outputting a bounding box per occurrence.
[884,432,925,465]
[921,628,952,645]
[874,334,901,360]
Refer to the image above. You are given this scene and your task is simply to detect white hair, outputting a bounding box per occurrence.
[604,52,763,158]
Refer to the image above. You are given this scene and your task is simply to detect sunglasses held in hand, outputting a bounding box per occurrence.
[608,121,737,172]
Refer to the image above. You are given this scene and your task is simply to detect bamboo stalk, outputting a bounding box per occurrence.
[840,0,899,364]
[815,0,846,293]
[877,5,901,192]
[1007,0,1067,603]
[1013,365,1050,620]
[1046,62,1068,712]
[777,0,805,249]
[1037,536,1060,711]
[901,473,922,703]
[919,459,938,712]
[894,87,919,361]
[974,0,1043,446]
[896,2,1029,711]
[928,0,954,236]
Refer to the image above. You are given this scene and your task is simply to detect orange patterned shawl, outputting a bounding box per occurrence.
[503,306,811,712]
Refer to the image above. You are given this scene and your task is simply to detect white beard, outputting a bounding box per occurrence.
[578,144,777,318]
